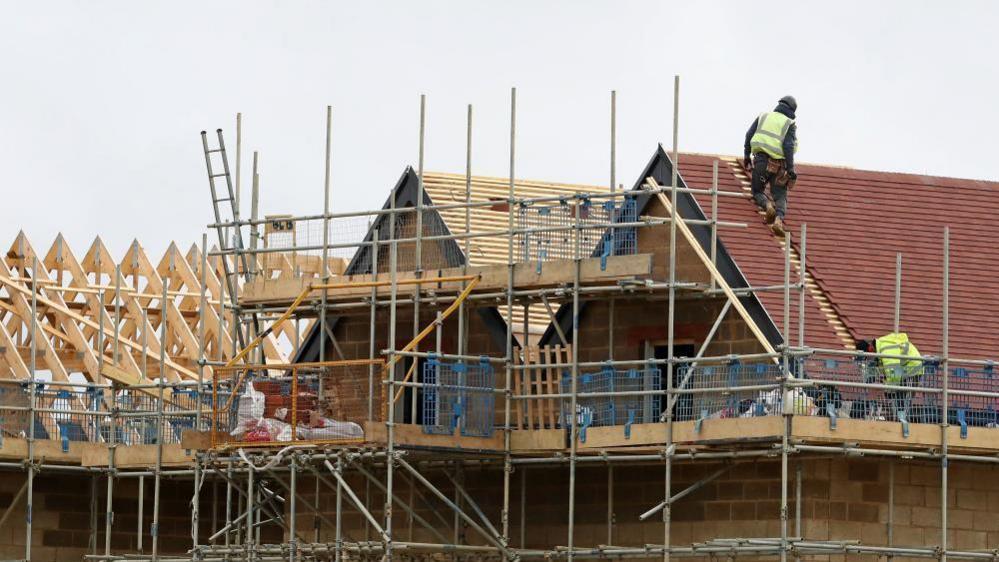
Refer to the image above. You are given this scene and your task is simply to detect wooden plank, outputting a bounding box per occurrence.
[546,346,558,429]
[790,415,999,453]
[578,417,786,449]
[83,443,194,468]
[531,346,545,428]
[522,347,533,429]
[512,349,523,430]
[0,437,100,463]
[362,421,503,451]
[510,429,564,451]
[240,253,654,306]
[181,429,212,450]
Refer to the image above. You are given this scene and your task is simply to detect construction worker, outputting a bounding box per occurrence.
[855,332,924,420]
[743,95,798,237]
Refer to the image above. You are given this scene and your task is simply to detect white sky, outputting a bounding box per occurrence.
[3,1,997,258]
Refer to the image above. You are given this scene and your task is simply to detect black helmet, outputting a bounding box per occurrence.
[778,95,797,112]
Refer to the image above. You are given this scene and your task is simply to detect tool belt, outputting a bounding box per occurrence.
[768,159,797,190]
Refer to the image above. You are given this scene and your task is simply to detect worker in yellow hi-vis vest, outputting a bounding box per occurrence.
[743,95,799,237]
[856,332,924,420]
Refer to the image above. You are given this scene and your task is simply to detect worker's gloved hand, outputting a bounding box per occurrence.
[788,170,798,181]
[743,156,752,170]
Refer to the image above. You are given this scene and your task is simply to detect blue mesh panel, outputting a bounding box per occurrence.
[560,364,662,430]
[422,357,495,437]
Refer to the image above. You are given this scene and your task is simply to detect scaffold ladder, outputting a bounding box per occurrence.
[200,128,257,349]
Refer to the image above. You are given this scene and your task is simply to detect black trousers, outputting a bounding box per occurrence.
[751,153,790,219]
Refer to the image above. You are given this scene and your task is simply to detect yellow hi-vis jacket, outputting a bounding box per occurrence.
[750,112,796,160]
[875,332,923,384]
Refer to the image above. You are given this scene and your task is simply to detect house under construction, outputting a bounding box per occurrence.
[3,86,999,562]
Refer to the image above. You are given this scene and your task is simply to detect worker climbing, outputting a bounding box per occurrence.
[743,95,798,237]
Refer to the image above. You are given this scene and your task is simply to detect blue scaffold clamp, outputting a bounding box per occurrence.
[695,408,709,434]
[897,410,910,438]
[826,402,837,430]
[601,238,612,271]
[579,409,592,444]
[625,409,636,440]
[957,409,968,439]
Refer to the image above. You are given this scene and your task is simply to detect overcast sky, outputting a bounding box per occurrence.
[3,1,997,258]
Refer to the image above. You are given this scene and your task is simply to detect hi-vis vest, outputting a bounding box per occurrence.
[875,332,923,384]
[750,112,796,159]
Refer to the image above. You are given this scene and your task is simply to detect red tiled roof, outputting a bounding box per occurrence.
[677,153,999,361]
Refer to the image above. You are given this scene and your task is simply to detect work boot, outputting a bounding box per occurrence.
[763,201,777,224]
[771,216,786,238]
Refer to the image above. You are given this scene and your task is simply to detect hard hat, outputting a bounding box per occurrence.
[778,95,797,112]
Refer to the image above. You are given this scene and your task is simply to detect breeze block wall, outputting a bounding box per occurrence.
[0,471,279,562]
[292,455,999,561]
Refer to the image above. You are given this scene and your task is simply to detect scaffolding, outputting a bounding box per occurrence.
[1,81,996,562]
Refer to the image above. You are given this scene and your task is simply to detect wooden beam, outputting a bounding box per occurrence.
[240,253,655,306]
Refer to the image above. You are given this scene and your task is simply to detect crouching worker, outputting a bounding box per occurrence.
[855,332,924,421]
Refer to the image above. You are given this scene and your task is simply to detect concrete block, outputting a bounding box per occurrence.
[956,489,988,511]
[972,510,999,532]
[911,506,940,529]
[827,520,863,541]
[894,484,924,507]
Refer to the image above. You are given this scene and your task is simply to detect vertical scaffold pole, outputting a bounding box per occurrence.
[413,94,427,422]
[250,153,260,282]
[235,112,242,212]
[194,234,208,557]
[368,230,380,421]
[503,86,517,550]
[385,130,400,561]
[459,104,472,357]
[664,74,680,562]
[608,90,617,372]
[151,281,167,562]
[25,257,38,562]
[335,454,344,562]
[245,457,254,561]
[798,225,807,347]
[941,226,950,562]
[781,232,791,562]
[567,188,581,561]
[140,306,149,553]
[290,455,298,562]
[894,252,902,333]
[320,105,332,364]
[710,160,719,290]
[103,274,116,560]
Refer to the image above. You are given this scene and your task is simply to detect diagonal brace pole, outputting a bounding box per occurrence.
[396,457,515,559]
[322,459,391,544]
[639,464,731,521]
[352,462,451,544]
[443,469,504,544]
[665,299,731,417]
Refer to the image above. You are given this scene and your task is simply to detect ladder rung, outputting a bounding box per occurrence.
[206,148,223,154]
[214,197,233,204]
[211,173,229,178]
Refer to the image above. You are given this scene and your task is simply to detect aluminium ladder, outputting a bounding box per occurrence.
[199,129,258,351]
